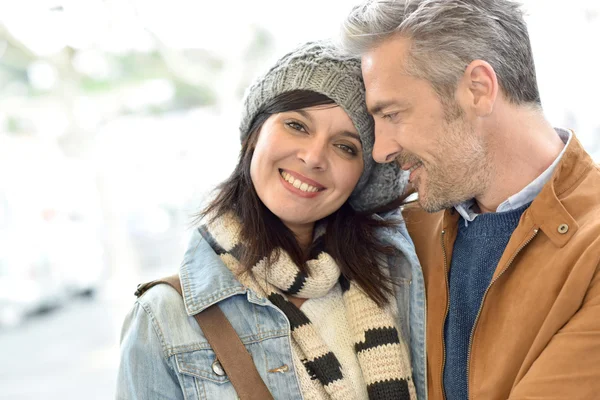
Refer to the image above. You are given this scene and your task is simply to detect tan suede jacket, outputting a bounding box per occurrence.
[404,134,600,400]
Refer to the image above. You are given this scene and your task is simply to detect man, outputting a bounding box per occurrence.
[340,1,600,399]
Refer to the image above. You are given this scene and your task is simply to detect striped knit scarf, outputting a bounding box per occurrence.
[199,213,416,400]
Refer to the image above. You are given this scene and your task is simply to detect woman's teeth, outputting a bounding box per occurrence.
[280,171,320,193]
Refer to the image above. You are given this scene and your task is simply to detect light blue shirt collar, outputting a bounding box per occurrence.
[455,128,572,225]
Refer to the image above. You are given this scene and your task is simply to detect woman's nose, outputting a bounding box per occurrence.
[298,139,328,170]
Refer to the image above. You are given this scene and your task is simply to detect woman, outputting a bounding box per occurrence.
[117,41,419,400]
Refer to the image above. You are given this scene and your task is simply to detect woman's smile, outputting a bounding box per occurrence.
[279,169,326,198]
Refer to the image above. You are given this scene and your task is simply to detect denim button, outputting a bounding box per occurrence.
[212,359,225,376]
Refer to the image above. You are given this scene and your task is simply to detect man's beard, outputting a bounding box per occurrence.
[396,152,422,170]
[400,122,490,213]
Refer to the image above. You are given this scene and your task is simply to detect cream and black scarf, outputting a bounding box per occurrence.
[199,213,416,400]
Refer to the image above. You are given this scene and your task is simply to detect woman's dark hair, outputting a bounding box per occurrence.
[200,90,398,306]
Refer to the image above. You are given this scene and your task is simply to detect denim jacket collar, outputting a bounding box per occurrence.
[178,228,251,315]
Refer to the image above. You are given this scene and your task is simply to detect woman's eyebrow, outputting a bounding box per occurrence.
[339,131,361,142]
[290,109,313,123]
[289,110,360,143]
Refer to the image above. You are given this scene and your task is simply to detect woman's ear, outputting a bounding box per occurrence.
[243,126,262,155]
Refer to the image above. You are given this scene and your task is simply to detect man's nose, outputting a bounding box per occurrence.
[372,123,402,164]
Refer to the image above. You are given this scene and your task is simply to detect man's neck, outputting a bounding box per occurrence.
[474,106,564,214]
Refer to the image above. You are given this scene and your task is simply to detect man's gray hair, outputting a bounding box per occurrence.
[340,0,541,105]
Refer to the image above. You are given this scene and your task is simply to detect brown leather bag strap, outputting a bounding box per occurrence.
[135,275,274,400]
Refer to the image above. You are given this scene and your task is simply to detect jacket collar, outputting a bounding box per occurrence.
[441,131,593,248]
[528,131,594,247]
[178,228,249,315]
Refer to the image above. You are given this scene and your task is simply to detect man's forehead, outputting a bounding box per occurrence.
[362,38,411,81]
[363,35,411,61]
[361,55,396,90]
[361,54,377,72]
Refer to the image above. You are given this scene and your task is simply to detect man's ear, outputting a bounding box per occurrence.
[457,59,499,117]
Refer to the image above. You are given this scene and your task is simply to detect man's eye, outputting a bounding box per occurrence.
[285,121,307,132]
[382,112,399,121]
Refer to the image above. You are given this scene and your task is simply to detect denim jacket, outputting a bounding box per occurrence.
[116,209,427,400]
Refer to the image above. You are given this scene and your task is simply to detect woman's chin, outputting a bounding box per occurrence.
[277,214,318,229]
[270,208,321,230]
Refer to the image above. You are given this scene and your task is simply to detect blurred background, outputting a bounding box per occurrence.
[0,0,598,398]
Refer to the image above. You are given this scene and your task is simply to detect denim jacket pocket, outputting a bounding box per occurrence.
[175,349,240,399]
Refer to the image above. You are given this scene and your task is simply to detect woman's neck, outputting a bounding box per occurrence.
[284,222,315,254]
[284,221,314,307]
[295,229,314,254]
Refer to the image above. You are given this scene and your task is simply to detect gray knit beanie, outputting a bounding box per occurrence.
[239,41,407,212]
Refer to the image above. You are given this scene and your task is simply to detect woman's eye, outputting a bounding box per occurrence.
[285,121,307,132]
[336,144,357,155]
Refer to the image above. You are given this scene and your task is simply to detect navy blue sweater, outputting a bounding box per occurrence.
[443,203,530,400]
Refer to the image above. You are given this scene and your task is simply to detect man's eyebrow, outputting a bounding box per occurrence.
[368,100,398,116]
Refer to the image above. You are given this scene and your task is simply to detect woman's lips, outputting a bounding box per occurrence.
[279,169,325,198]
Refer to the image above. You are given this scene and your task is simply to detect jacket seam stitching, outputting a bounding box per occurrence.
[195,376,206,400]
[187,287,247,313]
[137,299,171,360]
[174,356,191,400]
